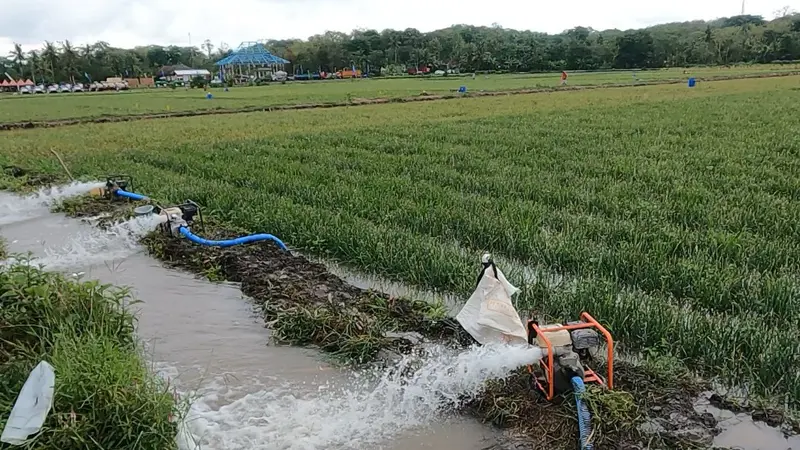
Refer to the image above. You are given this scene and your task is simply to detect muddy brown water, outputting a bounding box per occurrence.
[694,392,800,450]
[0,213,502,450]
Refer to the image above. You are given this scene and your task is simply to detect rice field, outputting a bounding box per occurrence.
[0,65,797,123]
[2,75,800,407]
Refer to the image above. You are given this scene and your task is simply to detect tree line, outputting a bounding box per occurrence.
[2,11,799,84]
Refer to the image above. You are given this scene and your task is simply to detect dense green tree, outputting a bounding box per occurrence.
[4,13,800,82]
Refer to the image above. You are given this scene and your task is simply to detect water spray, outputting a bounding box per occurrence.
[0,181,107,227]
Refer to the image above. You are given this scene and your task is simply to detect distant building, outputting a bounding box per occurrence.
[173,69,211,82]
[157,64,194,81]
[215,41,290,84]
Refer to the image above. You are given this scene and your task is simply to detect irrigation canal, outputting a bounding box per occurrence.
[2,185,798,450]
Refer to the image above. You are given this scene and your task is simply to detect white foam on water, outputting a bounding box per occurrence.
[0,181,105,226]
[176,343,542,450]
[5,214,166,271]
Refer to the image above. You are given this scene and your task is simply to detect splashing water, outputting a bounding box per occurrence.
[0,181,105,226]
[178,343,542,450]
[6,214,166,271]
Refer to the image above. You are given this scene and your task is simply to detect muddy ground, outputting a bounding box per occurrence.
[4,169,800,449]
[1,71,798,131]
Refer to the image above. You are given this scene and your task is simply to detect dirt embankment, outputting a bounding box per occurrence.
[6,167,799,449]
[1,71,798,131]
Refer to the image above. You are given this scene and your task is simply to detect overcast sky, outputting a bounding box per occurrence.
[1,0,796,56]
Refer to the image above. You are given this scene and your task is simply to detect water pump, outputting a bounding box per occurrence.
[154,200,203,237]
[526,313,613,400]
[88,175,136,200]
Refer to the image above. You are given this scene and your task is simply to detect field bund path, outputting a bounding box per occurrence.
[1,70,798,131]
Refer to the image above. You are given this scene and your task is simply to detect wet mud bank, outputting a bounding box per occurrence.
[4,171,799,449]
[1,71,798,131]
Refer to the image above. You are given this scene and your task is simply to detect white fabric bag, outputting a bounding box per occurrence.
[1,361,56,445]
[456,261,528,346]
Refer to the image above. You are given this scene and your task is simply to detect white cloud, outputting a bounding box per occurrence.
[0,0,796,55]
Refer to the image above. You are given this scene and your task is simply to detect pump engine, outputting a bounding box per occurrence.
[154,200,203,236]
[88,175,135,200]
[527,313,613,400]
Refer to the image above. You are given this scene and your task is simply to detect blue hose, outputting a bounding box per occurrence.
[571,376,594,450]
[110,187,288,250]
[114,189,149,201]
[178,226,288,251]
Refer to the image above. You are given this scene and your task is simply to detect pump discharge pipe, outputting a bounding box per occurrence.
[178,226,288,251]
[156,204,288,251]
[114,189,149,201]
[98,181,288,250]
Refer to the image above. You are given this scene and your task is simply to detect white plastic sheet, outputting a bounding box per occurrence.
[1,361,56,445]
[456,264,528,346]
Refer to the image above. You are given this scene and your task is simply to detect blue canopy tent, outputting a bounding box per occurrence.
[215,41,290,83]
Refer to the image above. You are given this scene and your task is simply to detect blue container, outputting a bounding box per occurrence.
[206,92,213,99]
[688,78,696,88]
[458,86,467,93]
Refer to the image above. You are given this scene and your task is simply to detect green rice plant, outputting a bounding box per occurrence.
[3,75,800,407]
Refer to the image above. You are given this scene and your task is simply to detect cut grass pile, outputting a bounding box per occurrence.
[0,65,796,123]
[2,75,799,409]
[0,259,178,449]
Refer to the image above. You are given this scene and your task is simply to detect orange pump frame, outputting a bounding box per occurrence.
[526,312,614,401]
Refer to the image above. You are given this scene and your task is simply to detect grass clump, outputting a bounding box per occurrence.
[0,258,178,449]
[268,301,390,363]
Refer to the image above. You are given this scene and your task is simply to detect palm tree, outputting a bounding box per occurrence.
[9,43,25,78]
[389,33,402,64]
[79,44,94,82]
[61,40,78,84]
[27,50,40,84]
[42,41,60,81]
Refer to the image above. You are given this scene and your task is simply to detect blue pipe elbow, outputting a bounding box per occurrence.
[178,226,288,251]
[115,189,149,201]
[571,376,594,450]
